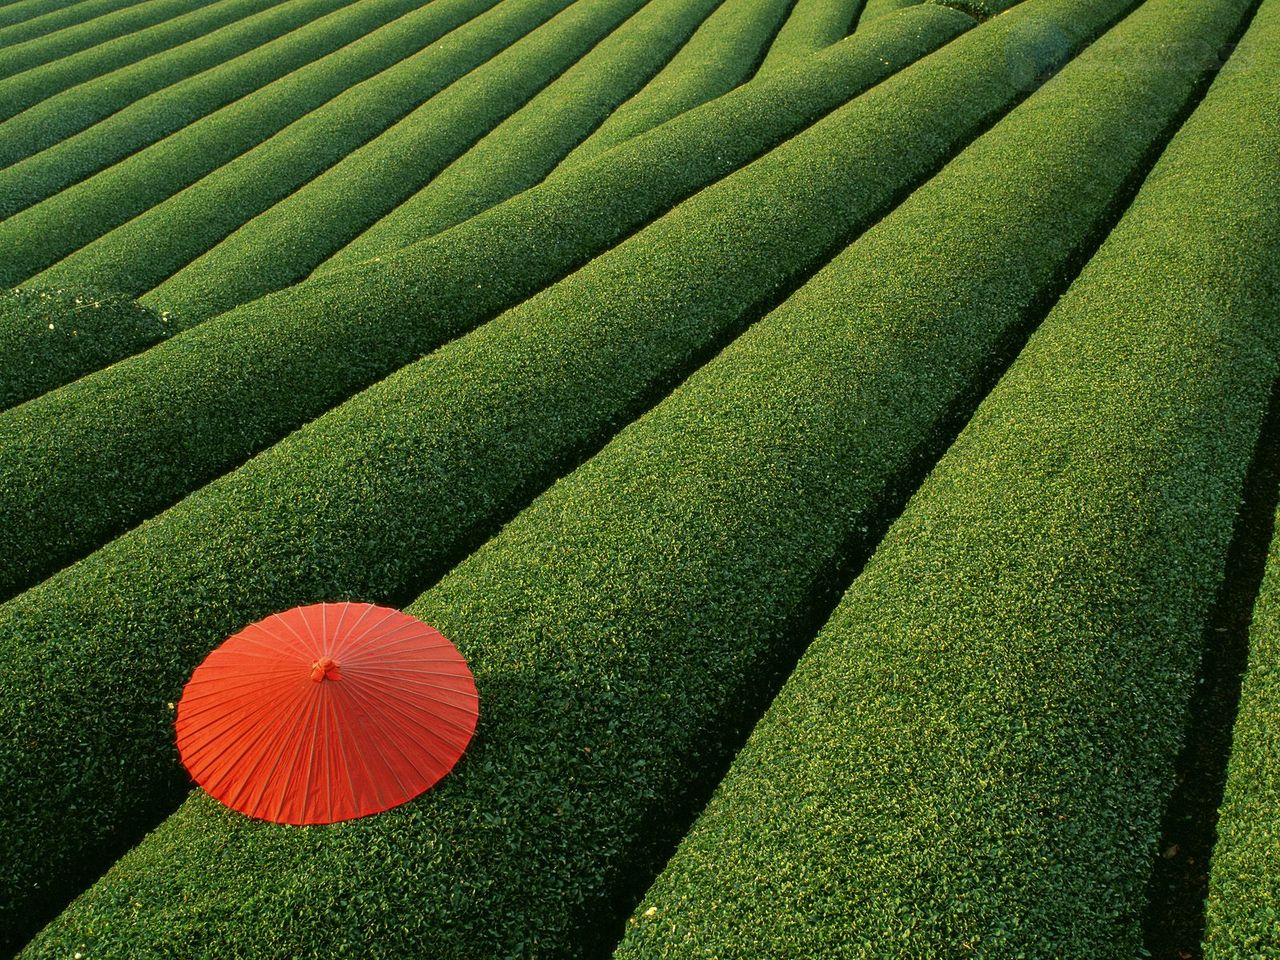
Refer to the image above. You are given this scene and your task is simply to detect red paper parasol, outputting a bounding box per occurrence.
[175,602,478,825]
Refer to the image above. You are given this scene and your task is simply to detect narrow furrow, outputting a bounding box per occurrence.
[0,0,353,130]
[8,0,1241,952]
[0,0,500,280]
[139,0,668,318]
[0,5,972,602]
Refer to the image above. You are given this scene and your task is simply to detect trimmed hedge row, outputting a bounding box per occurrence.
[0,6,972,602]
[0,288,175,413]
[314,0,720,273]
[0,0,210,79]
[26,0,579,299]
[0,0,496,282]
[0,0,355,146]
[0,0,292,123]
[10,0,1213,951]
[552,0,792,171]
[758,0,859,69]
[0,0,429,211]
[141,0,664,319]
[1200,14,1280,957]
[615,3,1280,958]
[0,0,140,48]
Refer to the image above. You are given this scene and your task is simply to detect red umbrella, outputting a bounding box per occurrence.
[175,602,478,825]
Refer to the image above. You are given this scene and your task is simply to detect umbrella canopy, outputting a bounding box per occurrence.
[175,602,478,825]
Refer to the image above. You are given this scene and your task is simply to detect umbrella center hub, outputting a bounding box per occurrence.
[310,656,341,683]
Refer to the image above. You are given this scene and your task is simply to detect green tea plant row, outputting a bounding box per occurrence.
[0,0,212,79]
[0,0,496,276]
[0,7,970,602]
[0,0,354,141]
[758,0,859,69]
[135,0,671,319]
[0,0,430,208]
[314,0,721,272]
[25,0,588,299]
[0,0,88,31]
[0,288,175,412]
[0,0,293,122]
[0,7,981,940]
[615,2,1280,956]
[12,0,1220,951]
[0,0,141,48]
[1199,14,1280,956]
[553,0,791,171]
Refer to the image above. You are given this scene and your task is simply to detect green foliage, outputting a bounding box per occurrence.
[141,0,668,318]
[0,0,210,79]
[616,1,1280,956]
[0,0,295,124]
[0,0,357,149]
[758,0,860,70]
[0,6,970,600]
[27,0,580,300]
[0,0,87,32]
[14,0,1236,951]
[0,4,993,943]
[314,0,722,271]
[857,0,919,27]
[0,0,146,50]
[0,0,498,280]
[0,287,175,412]
[1201,16,1280,957]
[553,0,794,170]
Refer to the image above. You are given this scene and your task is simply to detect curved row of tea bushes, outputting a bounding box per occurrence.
[25,0,584,298]
[12,0,1220,951]
[0,5,973,601]
[0,0,292,122]
[1200,15,1280,952]
[0,0,498,280]
[553,0,792,170]
[314,0,721,272]
[138,0,668,318]
[0,288,175,412]
[614,3,1280,957]
[0,0,211,79]
[0,0,430,207]
[0,0,353,140]
[0,0,142,48]
[758,0,859,69]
